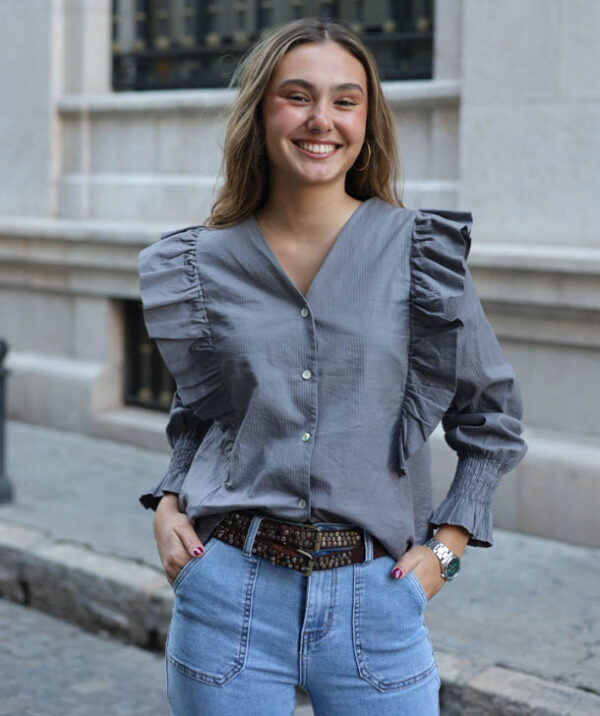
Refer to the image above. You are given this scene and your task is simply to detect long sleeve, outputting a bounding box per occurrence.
[139,391,213,511]
[429,264,528,546]
[136,226,230,512]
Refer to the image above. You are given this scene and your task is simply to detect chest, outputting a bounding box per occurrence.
[201,224,412,382]
[267,239,333,298]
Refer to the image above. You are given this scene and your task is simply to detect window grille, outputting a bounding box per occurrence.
[112,0,433,91]
[123,300,175,412]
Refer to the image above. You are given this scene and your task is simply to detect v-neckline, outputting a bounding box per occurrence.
[248,197,373,302]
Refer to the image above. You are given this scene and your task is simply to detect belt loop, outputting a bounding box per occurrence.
[363,528,374,563]
[242,514,264,557]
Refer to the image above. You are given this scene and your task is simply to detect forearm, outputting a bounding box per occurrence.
[433,523,470,558]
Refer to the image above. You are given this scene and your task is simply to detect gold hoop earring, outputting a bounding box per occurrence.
[354,142,372,172]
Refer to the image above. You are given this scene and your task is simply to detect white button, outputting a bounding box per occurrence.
[298,498,307,509]
[300,307,309,318]
[301,369,312,380]
[301,432,311,442]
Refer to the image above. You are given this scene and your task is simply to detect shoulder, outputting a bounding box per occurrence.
[411,208,473,261]
[362,199,472,260]
[139,222,242,271]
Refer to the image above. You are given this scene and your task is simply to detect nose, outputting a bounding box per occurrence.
[306,99,333,132]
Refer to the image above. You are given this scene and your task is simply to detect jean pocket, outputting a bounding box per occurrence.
[171,537,218,595]
[166,539,260,686]
[352,557,437,692]
[406,570,428,608]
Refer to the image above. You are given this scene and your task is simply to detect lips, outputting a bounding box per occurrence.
[291,139,342,158]
[292,140,341,149]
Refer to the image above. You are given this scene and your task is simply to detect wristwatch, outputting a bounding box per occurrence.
[424,537,460,581]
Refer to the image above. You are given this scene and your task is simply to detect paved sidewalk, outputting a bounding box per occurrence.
[0,598,314,716]
[0,597,168,715]
[1,420,599,715]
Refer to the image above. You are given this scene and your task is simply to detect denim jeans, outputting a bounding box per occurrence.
[166,515,441,715]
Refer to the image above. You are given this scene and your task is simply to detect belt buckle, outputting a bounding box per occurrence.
[295,549,315,576]
[295,524,323,576]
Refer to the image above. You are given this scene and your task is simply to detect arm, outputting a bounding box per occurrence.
[429,264,528,548]
[139,391,213,511]
[392,265,527,594]
[140,391,212,584]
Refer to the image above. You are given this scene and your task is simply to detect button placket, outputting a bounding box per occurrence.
[298,301,316,517]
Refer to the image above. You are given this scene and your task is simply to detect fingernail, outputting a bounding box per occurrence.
[391,567,403,579]
[192,546,204,557]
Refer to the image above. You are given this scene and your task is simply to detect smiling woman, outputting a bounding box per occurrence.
[138,17,527,716]
[261,42,367,181]
[204,18,403,229]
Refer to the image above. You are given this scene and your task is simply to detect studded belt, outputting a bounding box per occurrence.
[210,511,390,577]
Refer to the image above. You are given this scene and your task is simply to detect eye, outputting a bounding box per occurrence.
[289,94,308,102]
[336,99,357,107]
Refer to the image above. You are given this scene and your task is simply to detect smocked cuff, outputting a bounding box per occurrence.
[138,433,200,511]
[429,454,503,547]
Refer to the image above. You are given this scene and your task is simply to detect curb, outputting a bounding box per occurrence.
[1,518,599,715]
[435,651,600,716]
[0,519,172,650]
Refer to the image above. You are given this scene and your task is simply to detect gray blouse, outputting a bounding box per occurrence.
[138,197,527,561]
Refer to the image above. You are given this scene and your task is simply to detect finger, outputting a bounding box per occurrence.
[173,522,205,558]
[390,550,420,579]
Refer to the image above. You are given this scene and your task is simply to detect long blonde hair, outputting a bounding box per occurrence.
[205,17,404,228]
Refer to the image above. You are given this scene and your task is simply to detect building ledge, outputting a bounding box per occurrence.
[57,79,461,115]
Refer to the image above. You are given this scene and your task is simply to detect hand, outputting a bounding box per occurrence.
[153,493,206,586]
[390,545,446,601]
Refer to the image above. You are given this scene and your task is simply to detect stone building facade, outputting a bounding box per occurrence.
[1,0,598,546]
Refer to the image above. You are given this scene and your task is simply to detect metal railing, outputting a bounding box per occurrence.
[123,301,175,412]
[112,0,433,91]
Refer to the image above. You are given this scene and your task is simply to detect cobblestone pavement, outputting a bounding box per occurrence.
[0,598,314,716]
[0,598,169,716]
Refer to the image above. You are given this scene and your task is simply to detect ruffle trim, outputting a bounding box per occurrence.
[429,454,503,547]
[429,495,494,547]
[138,227,229,415]
[398,209,473,476]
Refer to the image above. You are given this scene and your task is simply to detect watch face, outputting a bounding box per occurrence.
[446,557,460,578]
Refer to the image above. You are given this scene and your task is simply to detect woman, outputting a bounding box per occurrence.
[138,18,527,715]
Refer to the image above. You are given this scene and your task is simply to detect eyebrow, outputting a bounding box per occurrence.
[277,78,365,96]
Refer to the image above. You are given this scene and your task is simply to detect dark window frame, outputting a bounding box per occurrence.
[112,1,434,91]
[123,299,175,412]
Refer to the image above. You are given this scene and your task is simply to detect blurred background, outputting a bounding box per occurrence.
[0,1,598,714]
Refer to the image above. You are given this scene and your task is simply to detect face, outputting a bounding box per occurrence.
[260,41,369,189]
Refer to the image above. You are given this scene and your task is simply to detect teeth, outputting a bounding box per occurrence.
[296,142,337,154]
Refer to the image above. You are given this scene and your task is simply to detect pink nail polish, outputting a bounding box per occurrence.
[392,567,403,579]
[193,546,204,557]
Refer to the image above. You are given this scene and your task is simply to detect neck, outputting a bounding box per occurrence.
[256,181,360,238]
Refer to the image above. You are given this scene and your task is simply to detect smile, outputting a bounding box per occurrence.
[292,140,341,158]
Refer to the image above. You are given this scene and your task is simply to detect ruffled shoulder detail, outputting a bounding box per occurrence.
[398,209,473,476]
[138,226,229,417]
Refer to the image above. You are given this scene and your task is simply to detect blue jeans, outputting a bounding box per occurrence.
[166,516,441,715]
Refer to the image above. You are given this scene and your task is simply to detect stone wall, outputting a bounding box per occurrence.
[1,0,599,546]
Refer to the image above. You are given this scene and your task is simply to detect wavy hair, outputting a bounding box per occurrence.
[205,17,404,228]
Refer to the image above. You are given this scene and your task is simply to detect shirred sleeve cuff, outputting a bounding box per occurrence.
[138,433,200,511]
[429,454,504,547]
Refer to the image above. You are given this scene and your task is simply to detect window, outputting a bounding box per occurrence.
[112,0,433,91]
[123,300,175,411]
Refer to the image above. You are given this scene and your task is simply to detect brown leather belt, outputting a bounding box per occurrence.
[210,511,390,577]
